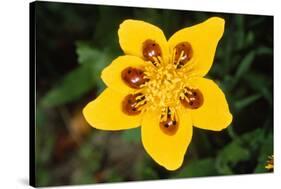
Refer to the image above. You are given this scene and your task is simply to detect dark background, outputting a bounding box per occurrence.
[34,1,273,187]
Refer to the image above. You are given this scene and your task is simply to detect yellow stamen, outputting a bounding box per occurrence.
[175,50,185,68]
[142,58,187,111]
[151,56,161,67]
[183,95,190,103]
[139,42,198,113]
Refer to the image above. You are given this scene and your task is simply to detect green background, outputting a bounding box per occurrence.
[34,1,273,186]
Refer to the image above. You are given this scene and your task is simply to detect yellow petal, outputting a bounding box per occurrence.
[101,55,148,94]
[168,17,225,76]
[83,88,142,130]
[118,19,169,60]
[141,107,193,170]
[188,77,232,131]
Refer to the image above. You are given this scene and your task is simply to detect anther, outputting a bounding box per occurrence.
[180,88,203,109]
[121,67,149,89]
[174,42,193,69]
[122,93,146,115]
[143,39,162,66]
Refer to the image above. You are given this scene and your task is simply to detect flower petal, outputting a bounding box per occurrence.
[83,88,142,130]
[141,107,193,170]
[188,77,232,131]
[101,55,148,94]
[118,19,169,60]
[168,17,225,76]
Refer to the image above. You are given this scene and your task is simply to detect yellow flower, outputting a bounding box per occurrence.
[83,17,232,170]
[265,155,274,171]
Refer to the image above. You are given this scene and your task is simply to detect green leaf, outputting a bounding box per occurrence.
[235,51,256,81]
[244,31,255,47]
[216,129,267,174]
[234,94,262,110]
[256,46,273,55]
[174,158,217,178]
[41,65,94,107]
[93,6,120,49]
[244,72,272,105]
[107,169,123,182]
[254,132,273,173]
[76,41,103,65]
[216,140,250,174]
[225,51,256,91]
[235,15,245,50]
[41,42,110,107]
[121,128,141,143]
[76,41,112,92]
[142,167,159,180]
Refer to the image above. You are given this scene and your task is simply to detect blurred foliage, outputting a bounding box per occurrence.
[34,1,273,187]
[41,42,111,107]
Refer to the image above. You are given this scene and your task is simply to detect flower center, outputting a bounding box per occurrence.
[141,40,196,113]
[120,40,203,134]
[142,58,186,111]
